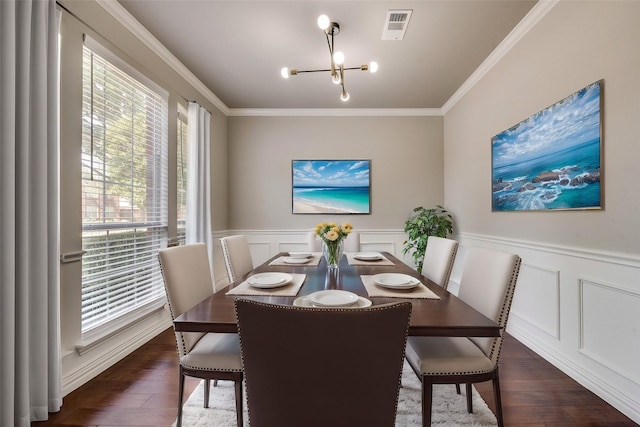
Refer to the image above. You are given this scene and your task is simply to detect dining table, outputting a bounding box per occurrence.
[173,251,501,338]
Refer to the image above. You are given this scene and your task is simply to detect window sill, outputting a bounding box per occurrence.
[75,301,167,356]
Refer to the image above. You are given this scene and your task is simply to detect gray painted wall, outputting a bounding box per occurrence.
[228,115,444,230]
[444,1,640,255]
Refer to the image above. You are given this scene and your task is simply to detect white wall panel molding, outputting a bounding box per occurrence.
[458,232,640,423]
[510,263,561,339]
[578,277,640,386]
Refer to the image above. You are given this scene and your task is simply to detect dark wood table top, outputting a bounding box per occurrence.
[173,251,500,337]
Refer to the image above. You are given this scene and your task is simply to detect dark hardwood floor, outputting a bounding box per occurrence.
[33,328,637,426]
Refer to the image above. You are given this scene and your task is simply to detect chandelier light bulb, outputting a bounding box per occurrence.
[317,15,330,30]
[280,67,290,79]
[340,90,350,102]
[369,61,379,73]
[333,51,345,65]
[332,73,342,85]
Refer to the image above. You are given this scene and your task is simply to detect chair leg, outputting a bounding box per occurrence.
[234,380,243,427]
[492,369,504,427]
[214,379,219,387]
[177,366,185,427]
[466,383,473,413]
[422,376,433,427]
[455,383,461,394]
[204,379,210,408]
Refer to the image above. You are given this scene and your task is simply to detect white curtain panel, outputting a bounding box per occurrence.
[0,1,62,425]
[186,102,215,277]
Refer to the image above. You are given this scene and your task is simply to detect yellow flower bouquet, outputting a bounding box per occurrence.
[315,222,353,268]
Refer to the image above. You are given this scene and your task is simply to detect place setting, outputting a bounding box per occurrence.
[293,289,372,308]
[361,273,440,299]
[268,251,322,266]
[346,251,395,266]
[225,271,306,297]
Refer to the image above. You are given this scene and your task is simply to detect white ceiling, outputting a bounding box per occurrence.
[117,0,538,110]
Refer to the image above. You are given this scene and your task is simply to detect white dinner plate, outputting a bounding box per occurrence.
[283,256,312,264]
[294,295,372,309]
[371,273,421,290]
[247,272,294,289]
[353,252,383,261]
[288,251,312,259]
[307,290,359,307]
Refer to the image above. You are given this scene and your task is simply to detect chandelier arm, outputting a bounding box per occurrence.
[294,69,334,74]
[324,32,336,77]
[289,68,362,74]
[324,32,333,55]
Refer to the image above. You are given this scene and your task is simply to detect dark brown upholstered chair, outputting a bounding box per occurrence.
[405,247,521,427]
[159,243,243,427]
[235,299,412,427]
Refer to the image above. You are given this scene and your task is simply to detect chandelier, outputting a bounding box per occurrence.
[280,15,378,102]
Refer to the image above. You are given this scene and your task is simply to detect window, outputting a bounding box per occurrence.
[81,38,168,335]
[176,107,188,244]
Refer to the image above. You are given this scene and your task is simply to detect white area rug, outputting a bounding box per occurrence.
[175,361,497,426]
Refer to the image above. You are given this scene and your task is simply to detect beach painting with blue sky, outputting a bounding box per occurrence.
[492,80,602,211]
[292,160,371,214]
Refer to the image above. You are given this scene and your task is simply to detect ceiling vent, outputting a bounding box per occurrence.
[382,9,412,40]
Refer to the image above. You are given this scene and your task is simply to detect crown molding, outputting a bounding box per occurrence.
[441,0,559,115]
[94,0,556,119]
[94,0,230,116]
[227,108,442,117]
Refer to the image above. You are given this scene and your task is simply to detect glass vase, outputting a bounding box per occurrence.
[323,240,343,269]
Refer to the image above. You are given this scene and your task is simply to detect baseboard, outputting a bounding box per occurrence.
[62,314,172,395]
[509,312,640,423]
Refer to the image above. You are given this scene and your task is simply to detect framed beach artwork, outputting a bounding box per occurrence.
[292,160,371,214]
[492,80,603,211]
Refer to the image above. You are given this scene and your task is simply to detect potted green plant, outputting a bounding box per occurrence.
[402,205,453,273]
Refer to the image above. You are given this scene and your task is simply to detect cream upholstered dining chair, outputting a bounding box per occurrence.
[220,235,254,283]
[421,236,459,289]
[405,247,521,427]
[343,230,360,252]
[235,299,412,427]
[307,229,322,252]
[158,243,243,427]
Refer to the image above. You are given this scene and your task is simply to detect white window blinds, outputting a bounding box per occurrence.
[177,107,188,245]
[81,38,168,334]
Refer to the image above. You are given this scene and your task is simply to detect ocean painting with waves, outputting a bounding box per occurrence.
[292,160,371,214]
[492,80,602,211]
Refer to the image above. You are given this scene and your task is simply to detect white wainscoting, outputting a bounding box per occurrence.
[457,232,640,424]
